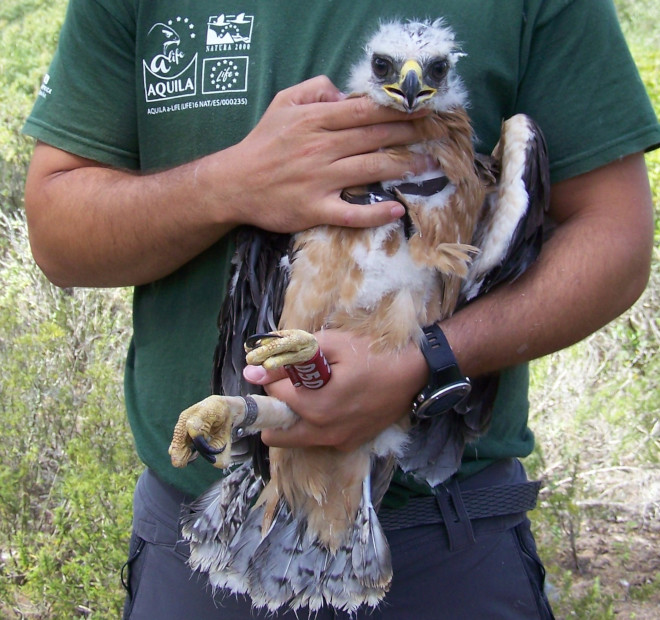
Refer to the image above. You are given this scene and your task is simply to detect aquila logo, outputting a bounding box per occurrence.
[206,13,254,50]
[143,17,198,102]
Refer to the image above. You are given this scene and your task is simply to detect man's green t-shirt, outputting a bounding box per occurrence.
[24,0,659,497]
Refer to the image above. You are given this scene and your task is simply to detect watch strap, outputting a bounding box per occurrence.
[413,323,470,418]
[420,323,456,372]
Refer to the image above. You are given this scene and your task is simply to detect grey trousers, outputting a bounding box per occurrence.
[122,460,554,619]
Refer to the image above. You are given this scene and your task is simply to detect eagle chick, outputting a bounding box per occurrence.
[168,17,548,614]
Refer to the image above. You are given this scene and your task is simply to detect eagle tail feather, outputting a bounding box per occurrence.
[182,462,263,577]
[184,468,392,612]
[351,475,392,589]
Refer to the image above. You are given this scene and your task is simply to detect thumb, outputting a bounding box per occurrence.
[284,75,345,105]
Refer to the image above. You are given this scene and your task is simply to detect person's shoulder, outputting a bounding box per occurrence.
[527,0,617,27]
[76,0,136,27]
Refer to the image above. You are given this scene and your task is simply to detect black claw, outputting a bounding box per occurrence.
[245,332,282,349]
[191,435,226,464]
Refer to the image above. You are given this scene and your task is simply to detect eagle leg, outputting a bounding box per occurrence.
[169,394,300,469]
[245,329,319,370]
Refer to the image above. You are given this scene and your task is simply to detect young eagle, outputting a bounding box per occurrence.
[168,18,549,614]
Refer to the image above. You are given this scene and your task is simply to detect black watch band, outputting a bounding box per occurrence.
[412,324,471,419]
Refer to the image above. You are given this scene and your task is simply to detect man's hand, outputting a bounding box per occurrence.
[216,76,431,232]
[243,329,428,452]
[25,76,428,288]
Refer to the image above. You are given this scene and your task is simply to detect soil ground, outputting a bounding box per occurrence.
[539,514,660,618]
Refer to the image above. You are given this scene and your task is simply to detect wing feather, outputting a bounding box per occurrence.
[399,115,549,486]
[212,227,293,471]
[461,114,550,303]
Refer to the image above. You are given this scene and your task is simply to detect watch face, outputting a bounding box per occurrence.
[415,324,470,419]
[414,380,471,419]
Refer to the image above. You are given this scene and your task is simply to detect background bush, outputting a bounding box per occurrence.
[1,1,137,616]
[526,5,660,615]
[0,1,657,617]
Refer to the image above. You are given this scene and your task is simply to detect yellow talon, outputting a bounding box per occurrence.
[245,329,319,369]
[168,395,235,469]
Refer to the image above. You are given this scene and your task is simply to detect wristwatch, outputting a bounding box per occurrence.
[412,324,471,419]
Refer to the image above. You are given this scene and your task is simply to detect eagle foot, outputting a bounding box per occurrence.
[245,329,319,370]
[169,395,246,469]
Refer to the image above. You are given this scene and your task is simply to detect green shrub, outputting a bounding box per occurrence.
[0,211,137,617]
[528,24,660,611]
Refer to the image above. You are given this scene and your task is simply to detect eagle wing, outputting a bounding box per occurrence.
[395,113,550,487]
[212,227,292,472]
[462,114,550,303]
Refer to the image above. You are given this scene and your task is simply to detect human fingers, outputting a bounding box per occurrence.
[328,147,432,190]
[324,119,429,159]
[312,149,432,229]
[260,330,426,450]
[311,198,404,229]
[278,75,346,105]
[261,419,356,450]
[320,94,429,132]
[270,86,430,163]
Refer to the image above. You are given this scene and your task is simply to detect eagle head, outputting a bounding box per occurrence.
[348,19,467,113]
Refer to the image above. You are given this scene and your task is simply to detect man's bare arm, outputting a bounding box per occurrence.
[442,152,654,377]
[24,76,428,288]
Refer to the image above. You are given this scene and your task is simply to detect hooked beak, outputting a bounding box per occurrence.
[384,60,437,112]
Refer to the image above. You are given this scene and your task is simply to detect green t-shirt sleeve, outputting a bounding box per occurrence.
[516,0,660,183]
[22,0,139,169]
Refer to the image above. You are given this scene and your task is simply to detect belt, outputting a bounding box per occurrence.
[378,479,541,551]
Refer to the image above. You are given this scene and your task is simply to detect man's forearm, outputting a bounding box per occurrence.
[441,153,654,377]
[25,146,236,287]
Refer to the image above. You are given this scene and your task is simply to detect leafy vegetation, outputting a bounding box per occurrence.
[0,210,136,617]
[1,2,137,616]
[0,0,658,617]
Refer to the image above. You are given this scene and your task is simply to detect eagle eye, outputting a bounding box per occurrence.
[427,59,449,85]
[371,55,394,80]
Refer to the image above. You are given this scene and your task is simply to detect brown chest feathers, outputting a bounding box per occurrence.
[281,107,484,351]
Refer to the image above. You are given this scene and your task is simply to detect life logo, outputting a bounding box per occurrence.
[143,17,198,102]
